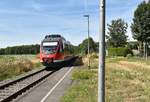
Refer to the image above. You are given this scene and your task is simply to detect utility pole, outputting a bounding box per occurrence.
[146,42,148,60]
[98,0,105,102]
[145,37,150,60]
[84,15,90,68]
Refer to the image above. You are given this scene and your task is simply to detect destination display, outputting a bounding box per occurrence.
[43,42,58,46]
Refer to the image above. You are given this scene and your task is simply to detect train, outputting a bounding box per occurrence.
[40,34,74,67]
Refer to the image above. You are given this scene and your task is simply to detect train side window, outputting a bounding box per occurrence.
[60,44,64,52]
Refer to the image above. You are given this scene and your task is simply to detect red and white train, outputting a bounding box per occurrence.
[40,34,73,67]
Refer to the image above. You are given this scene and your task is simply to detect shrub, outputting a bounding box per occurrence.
[127,54,133,59]
[123,48,133,57]
[108,47,133,57]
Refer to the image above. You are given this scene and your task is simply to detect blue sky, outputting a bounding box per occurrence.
[0,0,145,48]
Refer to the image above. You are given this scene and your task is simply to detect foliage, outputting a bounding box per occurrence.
[68,45,79,55]
[107,18,128,47]
[126,54,133,59]
[0,44,40,55]
[108,47,133,57]
[108,47,125,56]
[124,48,134,57]
[127,41,139,50]
[78,37,97,54]
[131,1,150,42]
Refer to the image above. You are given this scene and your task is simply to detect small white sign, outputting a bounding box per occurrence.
[43,42,58,46]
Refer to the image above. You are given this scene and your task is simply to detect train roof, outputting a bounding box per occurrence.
[45,34,61,38]
[42,34,66,42]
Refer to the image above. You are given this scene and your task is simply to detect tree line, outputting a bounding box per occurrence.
[0,45,40,55]
[0,38,98,55]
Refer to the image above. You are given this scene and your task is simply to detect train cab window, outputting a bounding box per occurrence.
[42,42,58,54]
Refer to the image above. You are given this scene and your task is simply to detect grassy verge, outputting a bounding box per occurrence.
[61,55,98,102]
[61,55,150,102]
[61,68,97,102]
[0,55,41,81]
[106,57,150,102]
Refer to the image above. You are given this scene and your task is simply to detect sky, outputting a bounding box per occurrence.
[0,0,146,48]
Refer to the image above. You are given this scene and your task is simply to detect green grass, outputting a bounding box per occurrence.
[61,67,97,102]
[72,69,95,80]
[0,55,41,81]
[61,56,150,102]
[106,57,150,102]
[107,56,150,64]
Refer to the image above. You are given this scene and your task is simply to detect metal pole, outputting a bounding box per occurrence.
[98,0,105,102]
[144,42,146,58]
[88,15,90,68]
[146,42,148,60]
[84,15,90,68]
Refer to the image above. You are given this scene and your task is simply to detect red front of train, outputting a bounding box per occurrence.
[40,35,66,66]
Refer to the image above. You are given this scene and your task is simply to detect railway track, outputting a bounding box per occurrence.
[0,68,56,102]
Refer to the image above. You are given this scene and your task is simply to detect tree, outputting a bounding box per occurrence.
[78,37,97,54]
[131,1,150,42]
[107,18,128,47]
[131,1,150,56]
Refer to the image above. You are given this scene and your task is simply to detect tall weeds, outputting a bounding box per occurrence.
[0,56,39,81]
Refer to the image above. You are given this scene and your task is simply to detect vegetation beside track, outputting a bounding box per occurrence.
[0,55,41,81]
[106,57,150,102]
[61,54,98,102]
[61,55,150,102]
[61,67,98,102]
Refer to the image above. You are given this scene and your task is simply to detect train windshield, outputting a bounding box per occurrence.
[42,42,58,54]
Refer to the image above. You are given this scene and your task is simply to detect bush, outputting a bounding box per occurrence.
[123,48,133,57]
[108,47,133,57]
[127,54,133,59]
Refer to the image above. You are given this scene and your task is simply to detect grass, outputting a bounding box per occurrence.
[0,55,41,81]
[106,57,150,102]
[61,55,150,102]
[61,55,98,102]
[72,69,95,80]
[61,68,97,102]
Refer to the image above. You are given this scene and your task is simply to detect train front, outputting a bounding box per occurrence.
[40,36,64,67]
